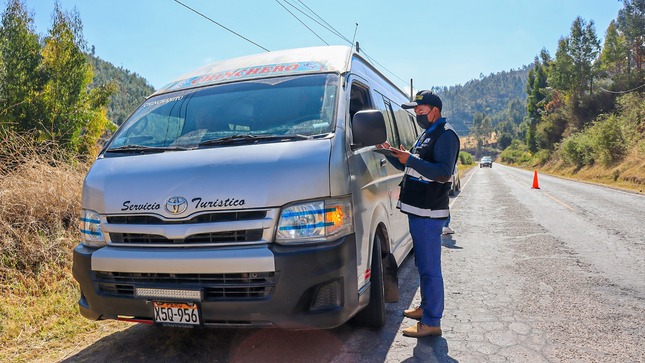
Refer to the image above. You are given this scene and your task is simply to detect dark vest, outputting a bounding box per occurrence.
[397,122,459,218]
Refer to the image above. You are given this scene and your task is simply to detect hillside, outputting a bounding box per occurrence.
[88,53,155,126]
[434,66,530,136]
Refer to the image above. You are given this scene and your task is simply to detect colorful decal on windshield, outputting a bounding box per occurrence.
[141,95,184,108]
[160,61,328,92]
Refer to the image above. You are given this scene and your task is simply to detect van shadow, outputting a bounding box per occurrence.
[61,255,457,362]
[61,323,355,363]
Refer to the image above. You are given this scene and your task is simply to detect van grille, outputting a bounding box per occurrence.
[109,229,263,244]
[107,211,266,224]
[105,210,271,247]
[95,271,275,300]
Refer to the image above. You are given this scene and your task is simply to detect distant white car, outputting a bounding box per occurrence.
[480,156,492,168]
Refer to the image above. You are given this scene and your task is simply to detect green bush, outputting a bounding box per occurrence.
[558,132,595,167]
[614,92,644,148]
[554,92,643,168]
[458,151,474,165]
[500,139,532,164]
[590,114,627,166]
[533,149,551,166]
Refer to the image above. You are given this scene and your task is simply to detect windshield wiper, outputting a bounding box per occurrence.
[198,134,311,147]
[106,145,193,153]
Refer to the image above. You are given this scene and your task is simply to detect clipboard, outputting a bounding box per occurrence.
[372,148,395,157]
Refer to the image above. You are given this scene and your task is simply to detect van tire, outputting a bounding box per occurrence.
[352,232,386,328]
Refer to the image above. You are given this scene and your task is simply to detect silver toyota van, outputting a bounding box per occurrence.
[74,45,420,329]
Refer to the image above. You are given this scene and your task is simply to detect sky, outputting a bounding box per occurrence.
[18,0,625,93]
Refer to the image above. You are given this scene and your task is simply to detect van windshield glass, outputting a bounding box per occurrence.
[107,74,338,151]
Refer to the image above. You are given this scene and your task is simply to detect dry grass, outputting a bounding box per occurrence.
[541,146,645,194]
[0,133,128,362]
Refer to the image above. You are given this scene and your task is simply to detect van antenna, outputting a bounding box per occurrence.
[410,79,414,100]
[345,23,358,72]
[351,23,358,51]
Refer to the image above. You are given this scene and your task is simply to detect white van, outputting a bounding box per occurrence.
[74,45,420,329]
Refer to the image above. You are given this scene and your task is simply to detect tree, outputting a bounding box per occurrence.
[497,132,513,150]
[617,0,645,73]
[550,38,575,92]
[39,2,114,155]
[524,55,549,152]
[599,20,628,78]
[568,17,600,96]
[0,0,43,133]
[505,98,526,125]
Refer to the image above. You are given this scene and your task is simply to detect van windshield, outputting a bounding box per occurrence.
[107,74,338,152]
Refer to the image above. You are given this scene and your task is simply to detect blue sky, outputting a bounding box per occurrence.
[21,0,624,92]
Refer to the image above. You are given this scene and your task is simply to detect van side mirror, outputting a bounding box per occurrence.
[351,110,386,150]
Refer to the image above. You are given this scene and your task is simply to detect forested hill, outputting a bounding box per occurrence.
[434,66,531,136]
[88,54,155,126]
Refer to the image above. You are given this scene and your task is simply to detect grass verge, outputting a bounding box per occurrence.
[0,134,129,362]
[537,147,645,194]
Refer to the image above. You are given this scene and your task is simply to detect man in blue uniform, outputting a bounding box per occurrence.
[377,90,460,337]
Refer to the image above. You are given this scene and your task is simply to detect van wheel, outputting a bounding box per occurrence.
[352,233,386,328]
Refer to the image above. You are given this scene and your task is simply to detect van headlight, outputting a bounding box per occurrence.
[80,209,106,247]
[276,197,353,245]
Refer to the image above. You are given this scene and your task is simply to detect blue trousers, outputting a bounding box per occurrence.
[408,215,444,327]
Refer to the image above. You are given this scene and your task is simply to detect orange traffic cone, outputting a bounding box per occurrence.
[532,170,540,189]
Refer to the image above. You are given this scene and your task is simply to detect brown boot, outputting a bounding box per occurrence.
[403,306,422,320]
[402,322,442,338]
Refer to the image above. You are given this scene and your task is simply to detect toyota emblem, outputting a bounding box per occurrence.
[165,196,188,215]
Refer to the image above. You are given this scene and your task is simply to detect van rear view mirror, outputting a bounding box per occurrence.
[351,110,386,150]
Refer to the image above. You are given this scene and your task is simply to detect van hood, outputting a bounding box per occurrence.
[83,139,333,218]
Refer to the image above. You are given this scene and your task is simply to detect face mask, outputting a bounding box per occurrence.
[416,113,431,129]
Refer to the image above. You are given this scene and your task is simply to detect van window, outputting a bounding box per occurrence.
[389,102,418,150]
[108,74,339,151]
[349,82,371,121]
[377,96,400,148]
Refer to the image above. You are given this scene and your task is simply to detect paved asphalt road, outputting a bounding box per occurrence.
[63,164,645,363]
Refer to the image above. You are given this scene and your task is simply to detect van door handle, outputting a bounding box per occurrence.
[380,158,387,167]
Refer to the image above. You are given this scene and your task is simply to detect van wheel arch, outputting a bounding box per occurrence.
[352,225,399,328]
[352,227,386,328]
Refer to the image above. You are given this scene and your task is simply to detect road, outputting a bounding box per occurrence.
[62,164,645,362]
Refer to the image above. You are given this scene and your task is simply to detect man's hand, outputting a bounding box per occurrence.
[375,141,392,150]
[390,145,411,164]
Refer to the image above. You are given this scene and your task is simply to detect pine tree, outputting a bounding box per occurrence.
[40,2,114,155]
[599,20,628,78]
[0,0,43,133]
[568,17,600,97]
[617,0,645,73]
[524,55,549,152]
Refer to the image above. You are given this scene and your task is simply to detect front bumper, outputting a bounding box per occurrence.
[72,235,360,330]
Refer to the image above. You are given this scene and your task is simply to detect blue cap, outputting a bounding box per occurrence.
[402,90,442,111]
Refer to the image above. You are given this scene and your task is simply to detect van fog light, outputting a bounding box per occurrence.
[311,280,341,310]
[134,287,202,301]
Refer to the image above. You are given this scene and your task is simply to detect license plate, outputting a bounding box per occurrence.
[153,302,200,325]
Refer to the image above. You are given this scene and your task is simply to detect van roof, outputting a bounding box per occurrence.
[153,45,354,96]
